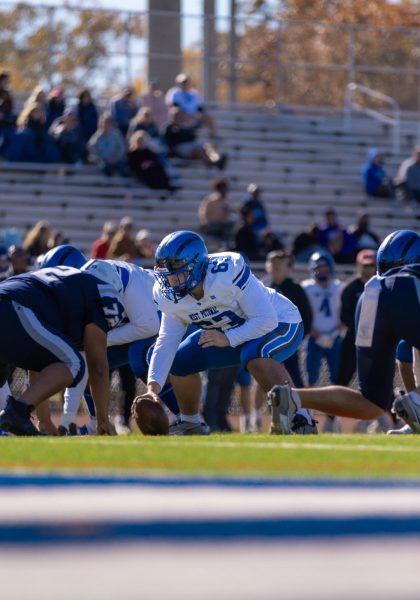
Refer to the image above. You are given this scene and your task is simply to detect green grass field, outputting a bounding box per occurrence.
[1,434,420,479]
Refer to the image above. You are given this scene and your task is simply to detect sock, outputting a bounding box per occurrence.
[180,413,201,424]
[83,391,96,417]
[159,383,180,415]
[60,411,77,429]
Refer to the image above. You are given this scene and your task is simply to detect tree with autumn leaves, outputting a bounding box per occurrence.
[0,3,143,93]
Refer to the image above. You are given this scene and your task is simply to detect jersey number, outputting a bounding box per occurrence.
[198,310,245,330]
[319,298,331,317]
[210,258,229,273]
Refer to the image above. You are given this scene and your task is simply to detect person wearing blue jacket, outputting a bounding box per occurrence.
[362,148,394,198]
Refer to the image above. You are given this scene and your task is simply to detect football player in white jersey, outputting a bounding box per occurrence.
[134,230,309,435]
[302,251,343,432]
[37,246,179,434]
[302,251,343,386]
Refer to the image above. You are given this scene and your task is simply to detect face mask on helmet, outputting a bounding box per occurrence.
[154,231,209,302]
[309,251,334,283]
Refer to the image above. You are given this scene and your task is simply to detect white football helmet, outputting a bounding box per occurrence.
[81,259,123,296]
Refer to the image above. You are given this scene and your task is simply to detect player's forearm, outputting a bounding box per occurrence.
[88,368,111,425]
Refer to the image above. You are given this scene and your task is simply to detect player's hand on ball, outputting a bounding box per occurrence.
[199,330,230,348]
[132,396,169,435]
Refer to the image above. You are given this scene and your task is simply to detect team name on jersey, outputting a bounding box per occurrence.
[189,306,218,321]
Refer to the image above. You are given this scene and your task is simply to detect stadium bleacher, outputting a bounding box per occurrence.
[0,109,418,277]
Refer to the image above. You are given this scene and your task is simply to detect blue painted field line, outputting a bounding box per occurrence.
[1,516,420,545]
[1,472,420,489]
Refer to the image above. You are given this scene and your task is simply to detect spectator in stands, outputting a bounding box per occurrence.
[292,223,323,263]
[349,213,380,251]
[107,216,138,261]
[49,107,87,164]
[198,177,234,243]
[127,130,173,191]
[7,245,30,276]
[405,146,420,204]
[110,86,138,137]
[5,102,61,163]
[47,229,68,249]
[0,71,16,153]
[45,86,66,130]
[319,209,356,264]
[261,230,284,254]
[233,203,265,261]
[166,73,216,138]
[127,106,160,141]
[0,244,11,282]
[135,228,155,260]
[163,107,226,169]
[90,220,117,259]
[88,112,128,177]
[336,249,377,388]
[265,250,312,388]
[25,86,47,119]
[240,183,269,240]
[139,79,168,130]
[22,220,52,260]
[77,88,98,143]
[362,148,394,198]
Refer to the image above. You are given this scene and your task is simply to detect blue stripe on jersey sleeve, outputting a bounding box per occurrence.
[235,265,250,290]
[119,266,130,292]
[233,264,246,284]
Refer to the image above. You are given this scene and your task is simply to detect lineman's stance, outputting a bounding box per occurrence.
[135,230,311,435]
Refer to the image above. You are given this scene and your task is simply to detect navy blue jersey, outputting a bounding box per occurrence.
[355,264,420,410]
[0,266,123,349]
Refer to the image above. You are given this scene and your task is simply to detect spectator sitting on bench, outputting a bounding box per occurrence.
[198,178,234,242]
[22,220,53,260]
[5,101,61,163]
[110,86,138,137]
[362,148,394,198]
[45,86,66,130]
[162,107,226,169]
[88,112,128,177]
[49,107,87,164]
[77,88,98,143]
[166,72,216,138]
[139,79,168,131]
[0,71,16,154]
[127,130,174,191]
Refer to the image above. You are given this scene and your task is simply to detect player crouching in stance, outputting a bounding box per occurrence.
[0,263,125,435]
[268,229,420,434]
[133,230,316,435]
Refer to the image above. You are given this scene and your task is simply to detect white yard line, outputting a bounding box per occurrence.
[45,437,420,453]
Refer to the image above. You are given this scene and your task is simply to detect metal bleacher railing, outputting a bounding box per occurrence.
[345,83,401,154]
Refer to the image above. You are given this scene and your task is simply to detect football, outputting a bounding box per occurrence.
[133,397,169,436]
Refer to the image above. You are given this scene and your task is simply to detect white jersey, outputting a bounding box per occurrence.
[148,252,301,388]
[302,277,343,335]
[107,260,160,346]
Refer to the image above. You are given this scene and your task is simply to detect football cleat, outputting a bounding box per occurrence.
[268,384,301,435]
[387,424,413,435]
[168,420,210,436]
[0,396,45,436]
[291,409,318,435]
[392,393,420,433]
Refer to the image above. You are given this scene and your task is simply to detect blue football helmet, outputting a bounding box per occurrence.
[309,250,335,283]
[377,230,420,275]
[38,244,87,269]
[154,231,209,302]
